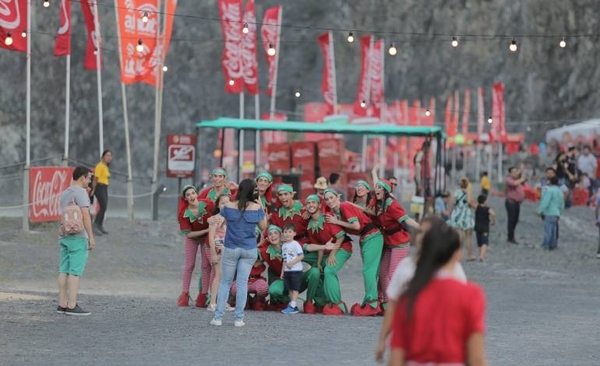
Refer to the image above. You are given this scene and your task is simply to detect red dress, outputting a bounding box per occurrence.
[391,277,486,364]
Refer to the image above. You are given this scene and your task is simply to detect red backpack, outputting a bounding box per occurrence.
[59,196,85,236]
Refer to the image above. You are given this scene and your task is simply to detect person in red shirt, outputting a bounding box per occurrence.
[304,194,353,315]
[198,167,237,202]
[323,188,384,317]
[177,185,215,307]
[389,222,487,366]
[355,180,420,309]
[505,166,527,244]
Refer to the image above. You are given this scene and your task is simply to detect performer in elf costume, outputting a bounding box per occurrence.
[198,167,237,202]
[255,171,274,214]
[304,194,353,315]
[177,185,215,307]
[323,188,384,316]
[352,180,374,208]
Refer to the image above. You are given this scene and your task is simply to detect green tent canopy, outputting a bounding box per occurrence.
[197,117,443,138]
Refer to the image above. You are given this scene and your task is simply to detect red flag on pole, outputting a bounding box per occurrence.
[354,35,373,116]
[261,5,282,97]
[81,0,103,70]
[461,88,471,137]
[241,0,258,95]
[219,0,243,93]
[0,0,28,52]
[54,0,71,56]
[477,87,484,142]
[317,31,336,114]
[453,90,460,138]
[369,39,384,118]
[445,94,455,138]
[141,0,178,88]
[492,82,507,142]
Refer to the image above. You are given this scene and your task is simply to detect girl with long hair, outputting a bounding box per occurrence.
[388,222,487,366]
[206,194,232,312]
[352,180,373,207]
[210,179,267,327]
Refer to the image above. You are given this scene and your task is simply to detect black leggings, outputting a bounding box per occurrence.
[94,184,109,226]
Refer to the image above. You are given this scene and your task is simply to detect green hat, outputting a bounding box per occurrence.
[181,184,197,198]
[306,194,321,204]
[211,167,228,176]
[376,179,392,194]
[277,184,294,193]
[256,171,273,183]
[356,180,372,191]
[323,188,338,197]
[267,225,282,234]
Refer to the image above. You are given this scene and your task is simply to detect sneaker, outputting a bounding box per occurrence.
[56,305,67,314]
[207,304,216,312]
[225,303,235,312]
[234,319,245,327]
[281,305,299,314]
[65,304,91,316]
[209,318,222,326]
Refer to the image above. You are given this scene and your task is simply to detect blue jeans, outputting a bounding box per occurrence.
[215,247,257,321]
[542,215,559,249]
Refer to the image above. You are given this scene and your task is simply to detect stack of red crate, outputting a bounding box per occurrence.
[317,139,347,197]
[268,143,291,173]
[292,141,317,199]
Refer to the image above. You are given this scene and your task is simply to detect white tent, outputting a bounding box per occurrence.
[545,119,600,146]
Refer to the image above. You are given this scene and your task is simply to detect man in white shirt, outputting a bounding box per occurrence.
[577,145,597,196]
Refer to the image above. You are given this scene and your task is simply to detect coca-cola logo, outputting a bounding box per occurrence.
[31,169,71,220]
[370,40,383,103]
[261,6,280,93]
[221,0,243,79]
[269,151,288,161]
[56,0,70,35]
[0,0,22,29]
[319,146,339,157]
[294,148,312,158]
[301,180,312,189]
[240,0,258,87]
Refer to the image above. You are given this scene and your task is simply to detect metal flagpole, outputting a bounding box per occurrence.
[238,92,245,182]
[113,0,134,222]
[254,95,260,172]
[378,38,385,179]
[93,0,104,156]
[23,0,33,232]
[269,9,282,120]
[329,30,338,112]
[151,0,166,219]
[497,143,503,183]
[361,35,374,173]
[63,54,71,167]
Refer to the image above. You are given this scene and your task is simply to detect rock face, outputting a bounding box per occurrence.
[1,0,599,176]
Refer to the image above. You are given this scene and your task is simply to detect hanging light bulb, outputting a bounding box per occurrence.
[294,90,301,98]
[242,23,249,34]
[559,37,566,48]
[228,79,235,86]
[4,32,13,46]
[43,0,50,8]
[267,42,276,56]
[451,36,459,48]
[487,116,493,124]
[509,38,518,52]
[136,39,144,53]
[425,109,431,117]
[388,43,397,56]
[162,65,168,72]
[93,48,98,55]
[142,12,149,23]
[21,30,26,38]
[347,32,354,43]
[360,100,366,108]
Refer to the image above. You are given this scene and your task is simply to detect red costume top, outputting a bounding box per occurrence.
[307,214,352,254]
[271,201,310,245]
[391,278,486,364]
[178,198,215,244]
[198,186,236,202]
[259,244,283,282]
[248,262,267,283]
[333,202,379,241]
[369,197,410,246]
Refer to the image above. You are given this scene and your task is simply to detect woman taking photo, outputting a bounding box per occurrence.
[210,179,267,327]
[388,223,487,366]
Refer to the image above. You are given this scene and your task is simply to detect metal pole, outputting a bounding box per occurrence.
[361,135,367,172]
[63,54,71,166]
[475,142,481,181]
[151,0,166,221]
[329,30,338,110]
[93,0,104,156]
[254,95,260,173]
[23,0,33,232]
[238,92,245,182]
[497,143,504,183]
[269,9,282,119]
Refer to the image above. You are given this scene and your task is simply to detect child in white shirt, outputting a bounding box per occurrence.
[280,223,304,314]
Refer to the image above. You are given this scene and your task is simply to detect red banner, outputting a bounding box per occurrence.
[477,87,484,142]
[29,167,74,223]
[453,90,460,138]
[354,35,373,116]
[427,97,436,126]
[219,0,243,92]
[461,88,471,137]
[141,0,177,88]
[0,0,28,52]
[241,0,258,95]
[369,39,384,118]
[445,94,455,138]
[261,5,281,97]
[492,82,507,143]
[54,0,72,56]
[81,0,103,70]
[318,31,336,114]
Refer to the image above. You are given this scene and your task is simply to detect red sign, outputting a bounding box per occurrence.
[167,134,196,178]
[29,167,74,223]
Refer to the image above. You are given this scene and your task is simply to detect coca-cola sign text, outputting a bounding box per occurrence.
[29,167,74,223]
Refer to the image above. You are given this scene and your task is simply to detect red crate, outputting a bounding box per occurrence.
[268,143,291,173]
[291,141,317,172]
[317,139,346,172]
[299,172,316,200]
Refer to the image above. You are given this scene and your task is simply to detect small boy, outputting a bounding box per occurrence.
[434,191,451,221]
[480,171,490,196]
[474,194,496,262]
[280,223,304,314]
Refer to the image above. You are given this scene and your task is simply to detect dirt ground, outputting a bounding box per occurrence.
[1,195,599,366]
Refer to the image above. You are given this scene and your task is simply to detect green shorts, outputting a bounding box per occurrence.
[59,236,89,276]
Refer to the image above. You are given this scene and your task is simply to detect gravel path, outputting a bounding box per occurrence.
[1,195,599,366]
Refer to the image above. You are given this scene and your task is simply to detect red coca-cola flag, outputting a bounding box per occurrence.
[477,87,485,142]
[29,167,74,223]
[54,0,72,56]
[369,39,384,118]
[461,88,471,137]
[318,31,337,114]
[81,0,103,70]
[0,0,28,52]
[492,82,507,143]
[219,0,243,93]
[444,94,455,138]
[453,90,460,138]
[141,0,178,88]
[354,35,373,116]
[241,0,258,95]
[261,5,282,97]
